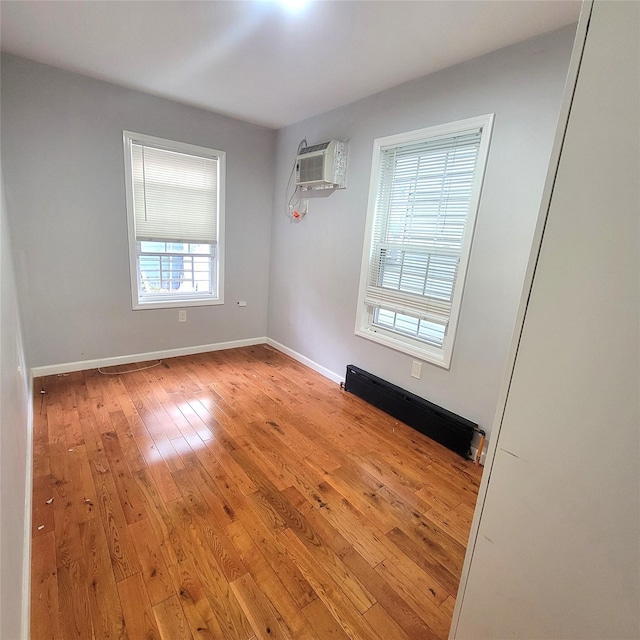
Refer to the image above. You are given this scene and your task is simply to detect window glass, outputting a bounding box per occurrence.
[356,116,493,368]
[123,132,225,309]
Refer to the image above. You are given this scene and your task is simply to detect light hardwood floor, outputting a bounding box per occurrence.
[31,344,482,639]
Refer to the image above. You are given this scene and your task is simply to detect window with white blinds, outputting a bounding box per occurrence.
[356,115,493,368]
[123,131,225,309]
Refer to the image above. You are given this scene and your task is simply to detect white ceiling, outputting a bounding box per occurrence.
[0,0,581,129]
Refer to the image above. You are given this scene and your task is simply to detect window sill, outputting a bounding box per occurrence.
[133,296,223,311]
[355,326,451,370]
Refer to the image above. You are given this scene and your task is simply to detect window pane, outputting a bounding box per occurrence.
[137,243,214,296]
[373,306,446,347]
[417,319,446,346]
[139,241,212,255]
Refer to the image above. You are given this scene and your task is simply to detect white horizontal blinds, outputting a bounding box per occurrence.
[132,143,218,244]
[366,129,482,326]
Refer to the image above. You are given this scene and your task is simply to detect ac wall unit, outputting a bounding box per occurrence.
[296,140,348,189]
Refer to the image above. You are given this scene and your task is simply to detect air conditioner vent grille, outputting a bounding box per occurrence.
[298,155,324,183]
[300,142,331,154]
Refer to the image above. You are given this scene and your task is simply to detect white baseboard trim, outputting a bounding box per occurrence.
[266,338,343,385]
[21,373,34,640]
[30,337,268,377]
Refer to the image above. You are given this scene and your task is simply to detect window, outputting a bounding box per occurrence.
[355,115,493,368]
[123,131,225,309]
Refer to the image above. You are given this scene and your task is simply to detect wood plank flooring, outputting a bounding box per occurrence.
[31,344,482,639]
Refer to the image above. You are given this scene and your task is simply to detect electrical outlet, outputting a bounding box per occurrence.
[178,309,187,322]
[411,360,422,379]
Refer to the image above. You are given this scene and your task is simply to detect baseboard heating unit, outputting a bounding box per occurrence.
[343,365,477,458]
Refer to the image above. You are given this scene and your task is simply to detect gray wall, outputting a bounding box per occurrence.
[454,2,640,637]
[0,161,30,639]
[0,21,585,637]
[268,27,575,441]
[1,55,276,368]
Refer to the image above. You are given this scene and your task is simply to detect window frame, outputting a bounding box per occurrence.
[355,115,494,369]
[123,131,225,310]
